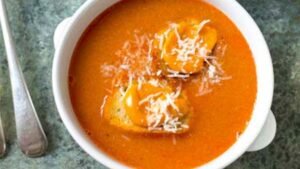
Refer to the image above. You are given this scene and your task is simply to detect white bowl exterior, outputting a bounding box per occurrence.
[52,0,274,169]
[53,0,128,168]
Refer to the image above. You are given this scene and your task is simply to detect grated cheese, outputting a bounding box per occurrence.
[100,95,108,117]
[141,84,187,133]
[99,20,231,133]
[156,20,212,74]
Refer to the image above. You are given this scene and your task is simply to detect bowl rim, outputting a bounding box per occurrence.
[52,0,274,168]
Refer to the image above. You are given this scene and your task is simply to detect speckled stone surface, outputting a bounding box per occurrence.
[0,0,299,168]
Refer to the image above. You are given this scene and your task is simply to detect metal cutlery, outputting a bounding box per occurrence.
[0,115,5,157]
[0,0,47,157]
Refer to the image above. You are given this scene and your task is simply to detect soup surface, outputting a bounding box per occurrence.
[69,0,257,168]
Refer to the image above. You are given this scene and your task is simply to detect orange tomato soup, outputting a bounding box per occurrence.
[69,0,257,168]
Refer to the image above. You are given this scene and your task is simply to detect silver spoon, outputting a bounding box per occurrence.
[0,0,47,157]
[0,115,5,157]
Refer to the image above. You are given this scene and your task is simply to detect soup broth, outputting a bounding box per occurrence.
[69,0,257,168]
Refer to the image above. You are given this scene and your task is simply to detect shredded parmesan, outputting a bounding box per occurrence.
[155,20,212,74]
[141,84,187,133]
[138,92,163,105]
[121,135,130,141]
[100,95,108,117]
[99,20,231,133]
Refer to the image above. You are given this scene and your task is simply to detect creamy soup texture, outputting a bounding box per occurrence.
[69,0,257,168]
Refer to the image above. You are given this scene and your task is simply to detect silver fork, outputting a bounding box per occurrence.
[0,0,48,157]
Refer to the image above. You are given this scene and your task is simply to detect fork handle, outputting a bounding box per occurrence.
[0,0,48,157]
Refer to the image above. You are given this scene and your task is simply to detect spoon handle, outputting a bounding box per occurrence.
[0,0,48,157]
[0,116,5,157]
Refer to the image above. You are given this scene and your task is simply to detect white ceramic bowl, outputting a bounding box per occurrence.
[52,0,276,168]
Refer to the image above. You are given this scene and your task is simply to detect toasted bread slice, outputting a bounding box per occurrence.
[103,89,191,134]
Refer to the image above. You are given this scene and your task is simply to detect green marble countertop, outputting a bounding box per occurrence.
[0,0,299,168]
